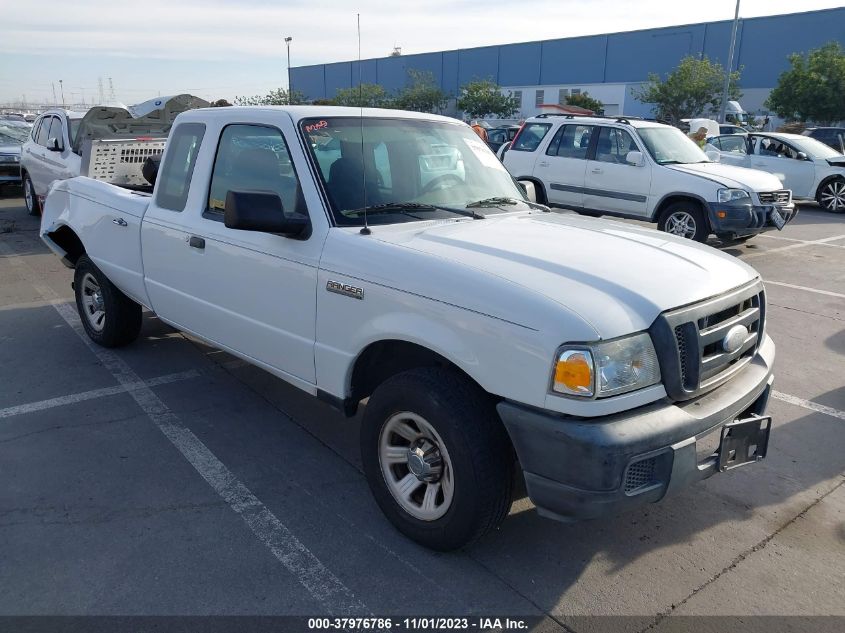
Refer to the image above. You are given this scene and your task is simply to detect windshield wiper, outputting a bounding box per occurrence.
[347,202,484,220]
[466,196,520,208]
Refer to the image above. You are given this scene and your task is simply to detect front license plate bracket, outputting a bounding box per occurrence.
[770,207,786,230]
[718,415,771,472]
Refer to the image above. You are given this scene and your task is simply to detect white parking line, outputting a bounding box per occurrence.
[0,241,369,616]
[764,281,845,299]
[0,369,199,419]
[742,233,845,259]
[772,391,845,421]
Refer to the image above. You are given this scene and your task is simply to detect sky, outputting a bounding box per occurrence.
[1,0,843,106]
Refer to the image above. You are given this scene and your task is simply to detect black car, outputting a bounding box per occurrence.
[802,127,845,153]
[486,125,520,152]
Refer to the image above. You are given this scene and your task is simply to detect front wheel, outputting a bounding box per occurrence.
[658,202,709,242]
[74,255,142,347]
[361,367,514,551]
[817,178,845,213]
[23,174,40,216]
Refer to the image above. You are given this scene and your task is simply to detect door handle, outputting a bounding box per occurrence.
[591,168,603,174]
[538,161,549,168]
[112,217,128,227]
[188,236,205,250]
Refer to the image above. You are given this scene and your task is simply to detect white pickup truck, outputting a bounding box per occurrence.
[41,106,775,551]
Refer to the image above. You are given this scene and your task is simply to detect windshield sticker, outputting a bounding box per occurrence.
[462,136,507,171]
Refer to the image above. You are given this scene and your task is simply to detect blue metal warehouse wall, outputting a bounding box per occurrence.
[291,7,845,100]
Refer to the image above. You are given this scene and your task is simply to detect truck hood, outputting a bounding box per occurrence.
[0,143,20,156]
[72,94,208,153]
[667,162,784,191]
[371,212,758,338]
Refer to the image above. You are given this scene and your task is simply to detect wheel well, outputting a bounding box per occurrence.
[654,195,707,225]
[47,225,86,266]
[348,340,479,414]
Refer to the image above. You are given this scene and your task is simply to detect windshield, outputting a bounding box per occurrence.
[638,126,709,165]
[301,117,527,226]
[0,122,30,144]
[788,135,842,160]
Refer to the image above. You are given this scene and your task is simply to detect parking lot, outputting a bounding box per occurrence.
[1,188,843,628]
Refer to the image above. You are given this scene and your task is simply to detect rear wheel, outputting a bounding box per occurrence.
[74,255,142,347]
[658,201,709,242]
[23,174,39,216]
[361,367,514,551]
[817,178,845,213]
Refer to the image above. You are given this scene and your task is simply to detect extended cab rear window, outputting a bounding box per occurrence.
[510,123,551,152]
[155,123,205,212]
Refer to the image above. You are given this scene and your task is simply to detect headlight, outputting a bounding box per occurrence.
[717,188,750,203]
[552,333,661,398]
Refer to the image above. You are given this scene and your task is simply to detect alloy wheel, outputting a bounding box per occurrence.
[820,181,845,212]
[379,411,454,521]
[80,273,106,332]
[665,211,697,239]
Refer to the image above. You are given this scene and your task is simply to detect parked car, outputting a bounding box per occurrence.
[503,114,795,242]
[21,94,207,216]
[486,125,520,152]
[720,124,748,135]
[706,132,845,212]
[0,120,30,191]
[40,106,775,551]
[802,127,845,154]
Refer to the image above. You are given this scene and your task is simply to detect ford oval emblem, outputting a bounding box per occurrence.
[722,324,749,353]
[155,100,162,106]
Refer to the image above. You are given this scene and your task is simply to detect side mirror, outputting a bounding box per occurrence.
[796,151,808,161]
[47,137,62,152]
[705,150,721,163]
[517,179,538,202]
[142,155,161,186]
[224,190,310,238]
[625,150,645,167]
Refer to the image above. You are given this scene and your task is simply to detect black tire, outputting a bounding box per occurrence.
[23,173,40,216]
[816,177,845,213]
[658,201,709,242]
[74,255,142,347]
[361,367,514,551]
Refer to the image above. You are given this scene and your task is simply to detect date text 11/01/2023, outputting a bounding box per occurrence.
[307,617,529,630]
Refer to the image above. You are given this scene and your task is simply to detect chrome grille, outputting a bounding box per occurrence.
[758,190,791,205]
[651,281,765,401]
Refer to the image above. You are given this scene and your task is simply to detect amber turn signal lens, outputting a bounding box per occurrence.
[553,350,594,396]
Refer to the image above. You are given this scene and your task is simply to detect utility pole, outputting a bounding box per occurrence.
[718,0,741,123]
[52,83,57,105]
[98,77,105,104]
[285,36,293,104]
[59,80,65,107]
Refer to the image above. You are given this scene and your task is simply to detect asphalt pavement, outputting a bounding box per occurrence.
[1,187,843,631]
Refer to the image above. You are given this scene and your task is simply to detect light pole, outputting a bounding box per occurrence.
[284,36,293,104]
[59,79,65,107]
[718,0,741,123]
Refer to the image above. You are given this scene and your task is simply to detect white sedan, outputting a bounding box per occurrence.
[706,132,845,212]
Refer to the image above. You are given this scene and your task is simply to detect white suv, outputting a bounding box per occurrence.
[503,115,796,242]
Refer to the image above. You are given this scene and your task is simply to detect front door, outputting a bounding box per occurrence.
[534,123,594,209]
[750,136,816,197]
[583,126,651,217]
[142,117,324,385]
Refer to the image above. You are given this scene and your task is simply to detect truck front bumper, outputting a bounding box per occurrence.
[497,335,775,522]
[706,200,797,239]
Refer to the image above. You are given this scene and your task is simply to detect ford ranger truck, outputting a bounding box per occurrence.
[40,106,775,551]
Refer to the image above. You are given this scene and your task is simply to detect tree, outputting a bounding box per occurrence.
[210,99,232,107]
[393,70,448,113]
[766,42,845,125]
[331,83,391,108]
[565,92,604,115]
[632,56,741,125]
[234,87,305,106]
[457,80,519,119]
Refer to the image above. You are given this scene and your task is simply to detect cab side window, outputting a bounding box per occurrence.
[207,124,306,217]
[155,123,205,212]
[547,125,594,159]
[35,116,53,146]
[594,127,637,164]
